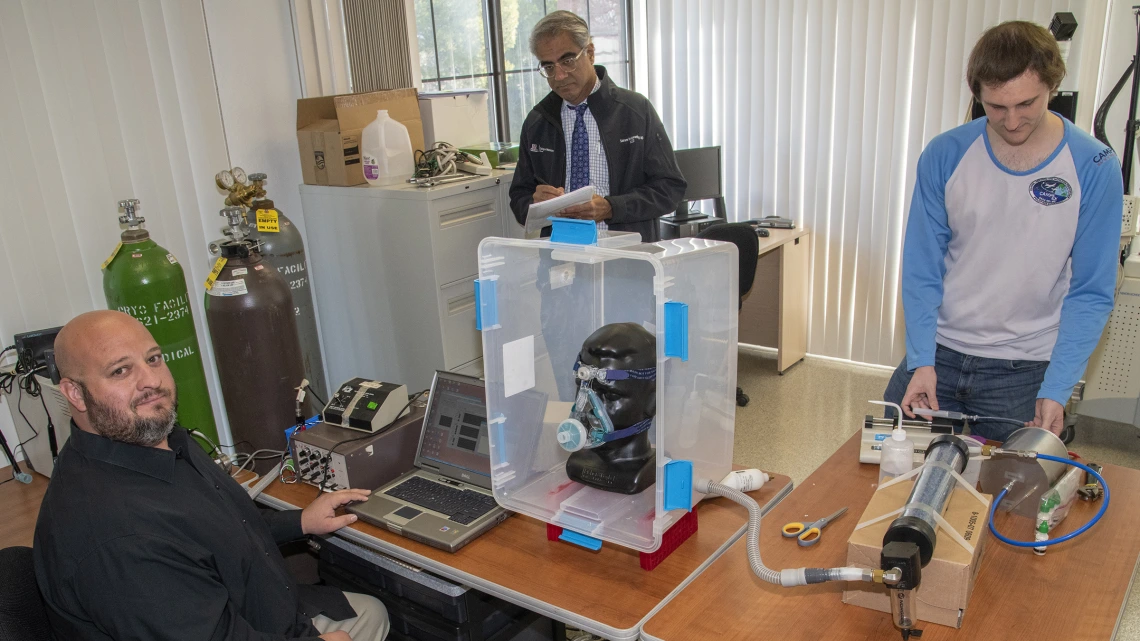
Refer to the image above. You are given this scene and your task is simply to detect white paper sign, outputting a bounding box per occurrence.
[207,279,248,297]
[502,335,535,398]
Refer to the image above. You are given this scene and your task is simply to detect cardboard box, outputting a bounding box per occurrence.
[296,88,425,186]
[842,476,990,629]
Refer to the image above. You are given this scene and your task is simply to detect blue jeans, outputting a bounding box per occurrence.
[883,344,1048,441]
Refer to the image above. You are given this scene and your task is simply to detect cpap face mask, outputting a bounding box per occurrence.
[556,361,656,452]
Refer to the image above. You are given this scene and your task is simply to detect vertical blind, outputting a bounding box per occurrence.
[640,0,1103,367]
[0,0,233,463]
[342,0,415,92]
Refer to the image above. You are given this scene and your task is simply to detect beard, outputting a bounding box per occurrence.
[79,383,177,447]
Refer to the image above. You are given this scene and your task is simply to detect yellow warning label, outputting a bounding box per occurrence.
[256,209,280,233]
[101,242,123,270]
[204,257,228,291]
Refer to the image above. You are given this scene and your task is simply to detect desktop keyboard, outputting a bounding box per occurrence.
[385,476,498,525]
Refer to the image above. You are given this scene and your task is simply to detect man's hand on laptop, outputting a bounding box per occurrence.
[320,632,353,641]
[302,488,372,536]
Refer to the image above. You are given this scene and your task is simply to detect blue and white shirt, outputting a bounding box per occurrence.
[902,115,1123,405]
[562,78,610,197]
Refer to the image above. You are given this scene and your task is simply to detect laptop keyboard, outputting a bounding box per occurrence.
[385,476,498,525]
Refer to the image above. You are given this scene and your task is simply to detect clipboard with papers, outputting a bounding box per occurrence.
[524,185,595,238]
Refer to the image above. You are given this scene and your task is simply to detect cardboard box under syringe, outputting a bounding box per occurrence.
[842,472,991,629]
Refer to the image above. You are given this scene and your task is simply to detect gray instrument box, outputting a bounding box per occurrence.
[292,405,425,491]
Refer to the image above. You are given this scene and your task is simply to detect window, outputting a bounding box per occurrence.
[415,0,633,143]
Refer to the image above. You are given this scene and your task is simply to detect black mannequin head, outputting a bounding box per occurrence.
[575,322,656,429]
[565,322,657,494]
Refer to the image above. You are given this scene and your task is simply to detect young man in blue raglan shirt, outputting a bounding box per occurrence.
[885,21,1123,441]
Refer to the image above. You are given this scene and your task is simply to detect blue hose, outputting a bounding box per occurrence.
[988,454,1110,547]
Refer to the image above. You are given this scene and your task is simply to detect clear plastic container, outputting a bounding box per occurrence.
[477,236,738,552]
[879,428,915,484]
[361,109,414,186]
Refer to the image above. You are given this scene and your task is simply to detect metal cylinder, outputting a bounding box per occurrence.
[103,199,219,449]
[979,427,1070,518]
[245,198,328,403]
[204,239,310,470]
[883,435,970,566]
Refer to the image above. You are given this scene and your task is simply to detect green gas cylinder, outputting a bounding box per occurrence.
[102,199,219,449]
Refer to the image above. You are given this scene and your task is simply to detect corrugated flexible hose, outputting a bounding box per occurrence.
[698,479,870,587]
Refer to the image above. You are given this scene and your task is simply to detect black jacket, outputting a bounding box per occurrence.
[510,66,686,242]
[34,424,353,641]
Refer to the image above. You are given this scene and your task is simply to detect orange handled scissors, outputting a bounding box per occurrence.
[782,507,848,547]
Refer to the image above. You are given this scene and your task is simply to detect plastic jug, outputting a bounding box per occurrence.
[361,109,414,186]
[879,427,915,484]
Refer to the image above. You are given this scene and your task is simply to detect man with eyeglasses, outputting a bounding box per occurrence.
[510,10,685,241]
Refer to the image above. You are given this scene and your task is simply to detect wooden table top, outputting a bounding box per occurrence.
[641,434,1140,641]
[756,227,809,255]
[0,466,50,548]
[260,469,792,637]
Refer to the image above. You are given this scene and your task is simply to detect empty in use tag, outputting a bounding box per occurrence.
[204,257,228,290]
[256,209,280,233]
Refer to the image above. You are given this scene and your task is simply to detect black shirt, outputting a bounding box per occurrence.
[34,423,350,640]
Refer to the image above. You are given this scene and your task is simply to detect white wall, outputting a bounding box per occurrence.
[203,0,309,238]
[0,0,309,468]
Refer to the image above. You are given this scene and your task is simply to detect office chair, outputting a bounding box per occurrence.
[0,547,52,641]
[696,223,759,407]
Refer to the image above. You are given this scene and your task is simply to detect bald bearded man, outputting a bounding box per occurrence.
[34,310,389,641]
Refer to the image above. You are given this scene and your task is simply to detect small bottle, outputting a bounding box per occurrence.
[878,427,914,484]
[720,469,770,492]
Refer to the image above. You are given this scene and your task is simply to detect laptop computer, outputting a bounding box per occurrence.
[349,370,509,552]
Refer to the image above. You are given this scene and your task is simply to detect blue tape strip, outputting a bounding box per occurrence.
[558,529,603,551]
[475,279,498,330]
[550,217,598,245]
[662,459,693,512]
[664,301,689,361]
[284,414,321,441]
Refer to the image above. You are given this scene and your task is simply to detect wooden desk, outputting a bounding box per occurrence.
[641,434,1140,641]
[0,466,49,548]
[739,227,810,373]
[259,472,792,641]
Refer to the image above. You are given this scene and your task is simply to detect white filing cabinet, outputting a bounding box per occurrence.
[300,171,514,393]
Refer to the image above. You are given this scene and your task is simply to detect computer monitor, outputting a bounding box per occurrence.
[416,371,491,484]
[672,146,726,222]
[674,147,723,202]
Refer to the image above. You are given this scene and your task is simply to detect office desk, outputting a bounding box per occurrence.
[641,434,1140,641]
[258,472,792,641]
[739,228,810,373]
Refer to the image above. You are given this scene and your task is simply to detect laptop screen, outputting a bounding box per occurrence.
[418,372,490,480]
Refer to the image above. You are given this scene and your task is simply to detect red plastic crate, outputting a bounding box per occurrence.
[639,508,699,571]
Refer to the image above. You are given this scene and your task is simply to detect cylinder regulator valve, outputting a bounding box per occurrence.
[118,199,144,229]
[221,206,248,242]
[209,207,255,256]
[216,166,266,208]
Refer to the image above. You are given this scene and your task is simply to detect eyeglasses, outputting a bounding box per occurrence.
[537,47,588,79]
